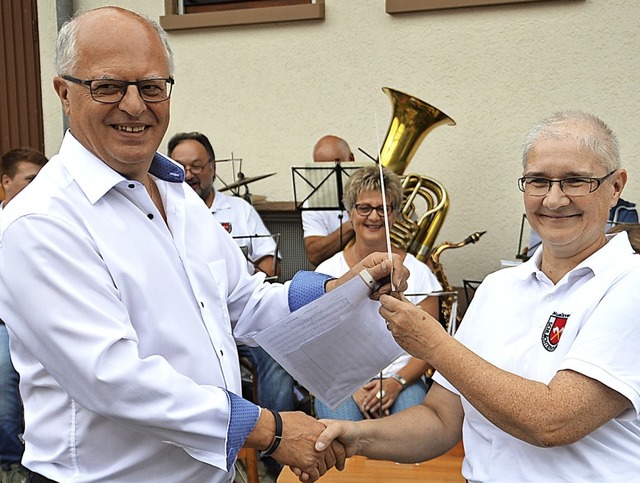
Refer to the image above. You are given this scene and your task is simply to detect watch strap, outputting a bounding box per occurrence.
[388,373,407,387]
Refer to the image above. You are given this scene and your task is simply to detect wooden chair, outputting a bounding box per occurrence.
[236,446,260,483]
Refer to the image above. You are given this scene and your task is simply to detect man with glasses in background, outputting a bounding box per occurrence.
[168,131,291,482]
[312,110,640,482]
[0,7,409,483]
[167,131,281,279]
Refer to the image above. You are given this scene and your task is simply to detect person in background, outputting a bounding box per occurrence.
[311,111,640,482]
[168,131,292,481]
[314,165,439,421]
[0,7,408,482]
[0,147,48,483]
[167,131,280,279]
[302,135,356,267]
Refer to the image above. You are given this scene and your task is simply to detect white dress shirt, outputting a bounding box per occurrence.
[0,133,300,482]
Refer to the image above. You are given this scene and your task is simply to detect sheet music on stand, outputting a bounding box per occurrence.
[291,162,372,211]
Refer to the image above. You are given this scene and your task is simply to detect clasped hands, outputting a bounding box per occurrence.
[352,378,402,419]
[265,412,346,482]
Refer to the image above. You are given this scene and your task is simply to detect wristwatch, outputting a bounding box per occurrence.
[387,373,407,388]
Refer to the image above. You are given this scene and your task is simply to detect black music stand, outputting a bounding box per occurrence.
[291,162,371,251]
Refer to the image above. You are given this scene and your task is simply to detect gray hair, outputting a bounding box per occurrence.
[55,7,174,76]
[521,110,620,172]
[343,165,403,214]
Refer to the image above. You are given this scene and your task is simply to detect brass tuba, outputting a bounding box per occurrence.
[379,88,485,330]
[379,87,455,262]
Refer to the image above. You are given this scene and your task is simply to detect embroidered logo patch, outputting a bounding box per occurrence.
[220,222,232,233]
[541,312,569,352]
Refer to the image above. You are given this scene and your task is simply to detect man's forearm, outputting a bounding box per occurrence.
[304,223,354,267]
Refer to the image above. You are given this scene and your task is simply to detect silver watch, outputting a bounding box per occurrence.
[388,373,407,387]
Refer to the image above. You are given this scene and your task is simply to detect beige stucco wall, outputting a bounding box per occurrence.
[36,0,640,285]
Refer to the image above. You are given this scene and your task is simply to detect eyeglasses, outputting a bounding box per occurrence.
[61,75,174,104]
[183,162,212,175]
[517,171,616,197]
[354,204,394,217]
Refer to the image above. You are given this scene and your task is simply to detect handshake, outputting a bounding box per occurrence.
[244,409,357,482]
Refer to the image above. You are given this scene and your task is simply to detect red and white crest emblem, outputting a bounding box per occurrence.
[541,312,569,352]
[220,222,232,233]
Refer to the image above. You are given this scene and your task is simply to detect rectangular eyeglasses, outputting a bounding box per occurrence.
[354,204,394,216]
[62,75,174,104]
[517,171,616,197]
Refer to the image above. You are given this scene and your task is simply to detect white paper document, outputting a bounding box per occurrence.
[254,276,405,409]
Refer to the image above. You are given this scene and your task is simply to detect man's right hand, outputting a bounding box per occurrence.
[245,410,346,482]
[326,252,409,299]
[288,418,359,482]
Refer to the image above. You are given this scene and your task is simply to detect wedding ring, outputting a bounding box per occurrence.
[377,390,386,399]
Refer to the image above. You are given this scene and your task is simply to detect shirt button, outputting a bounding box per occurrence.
[128,183,135,189]
[147,213,154,220]
[545,295,553,301]
[200,301,205,308]
[220,349,224,356]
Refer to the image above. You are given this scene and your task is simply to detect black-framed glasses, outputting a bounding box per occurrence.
[61,75,174,104]
[354,204,394,217]
[183,161,213,175]
[517,171,616,197]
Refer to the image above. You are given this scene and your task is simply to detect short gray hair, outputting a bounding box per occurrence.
[55,7,174,76]
[521,110,620,172]
[343,165,403,214]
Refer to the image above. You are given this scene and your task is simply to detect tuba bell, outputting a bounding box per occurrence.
[379,87,455,262]
[379,87,456,177]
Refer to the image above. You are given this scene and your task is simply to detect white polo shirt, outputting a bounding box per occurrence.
[301,209,349,238]
[434,232,640,482]
[210,191,279,274]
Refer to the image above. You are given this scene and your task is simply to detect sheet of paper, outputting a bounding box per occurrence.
[254,276,405,409]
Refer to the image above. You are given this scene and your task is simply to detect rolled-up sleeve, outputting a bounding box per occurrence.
[287,271,334,312]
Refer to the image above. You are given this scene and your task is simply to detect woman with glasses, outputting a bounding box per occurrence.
[314,165,441,421]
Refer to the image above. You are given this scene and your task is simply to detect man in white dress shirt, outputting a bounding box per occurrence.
[0,7,407,483]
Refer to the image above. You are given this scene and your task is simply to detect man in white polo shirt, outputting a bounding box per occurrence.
[301,135,356,267]
[314,110,640,482]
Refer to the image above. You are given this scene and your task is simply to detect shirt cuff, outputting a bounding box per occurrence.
[288,271,334,312]
[226,390,260,469]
